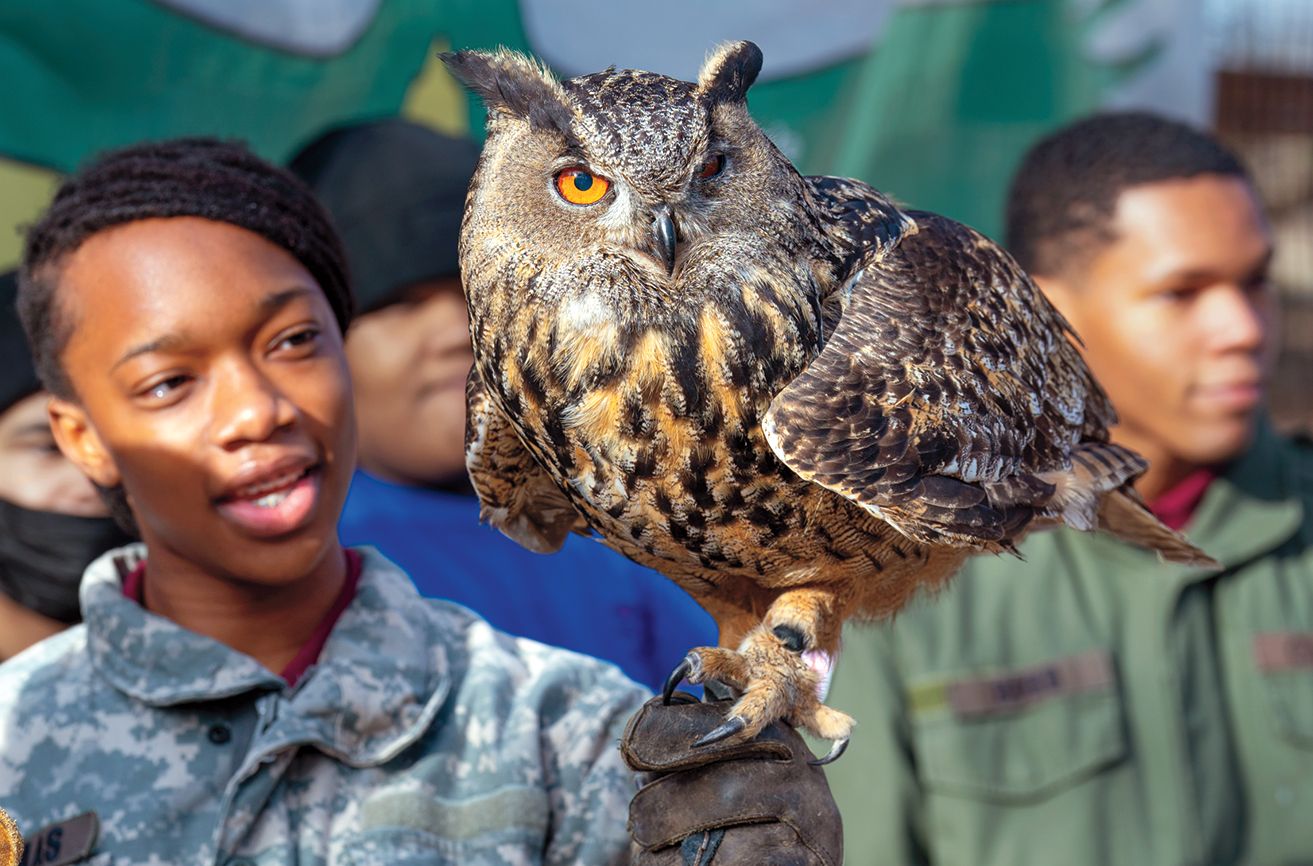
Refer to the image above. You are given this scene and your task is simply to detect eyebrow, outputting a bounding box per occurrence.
[260,286,317,314]
[111,286,319,372]
[1156,247,1275,286]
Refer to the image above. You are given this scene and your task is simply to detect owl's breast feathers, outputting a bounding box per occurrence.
[463,181,910,579]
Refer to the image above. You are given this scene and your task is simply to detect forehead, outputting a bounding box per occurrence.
[56,217,322,366]
[1109,175,1271,272]
[564,69,707,180]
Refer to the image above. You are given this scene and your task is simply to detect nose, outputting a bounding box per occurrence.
[212,360,297,449]
[417,291,472,358]
[1203,283,1269,355]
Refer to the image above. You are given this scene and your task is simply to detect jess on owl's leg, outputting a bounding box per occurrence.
[662,586,855,765]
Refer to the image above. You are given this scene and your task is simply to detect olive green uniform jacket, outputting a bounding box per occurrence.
[827,425,1313,866]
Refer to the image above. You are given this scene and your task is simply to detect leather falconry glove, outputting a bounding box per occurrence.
[620,692,843,866]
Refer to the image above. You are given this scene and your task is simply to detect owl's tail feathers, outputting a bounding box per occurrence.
[1096,488,1220,567]
[1041,442,1220,568]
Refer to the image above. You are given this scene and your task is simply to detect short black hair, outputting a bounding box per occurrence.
[18,137,353,399]
[1005,111,1251,277]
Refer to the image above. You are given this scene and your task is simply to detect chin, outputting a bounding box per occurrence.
[1185,416,1259,466]
[229,530,341,584]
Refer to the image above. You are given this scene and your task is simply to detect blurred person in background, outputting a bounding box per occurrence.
[0,270,131,660]
[289,118,715,690]
[827,112,1313,865]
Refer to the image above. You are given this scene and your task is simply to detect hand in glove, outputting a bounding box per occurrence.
[620,693,843,866]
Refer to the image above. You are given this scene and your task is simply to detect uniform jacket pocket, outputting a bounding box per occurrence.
[908,649,1127,802]
[1254,632,1313,747]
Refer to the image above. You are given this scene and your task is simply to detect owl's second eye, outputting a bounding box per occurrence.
[697,154,726,180]
[555,168,610,205]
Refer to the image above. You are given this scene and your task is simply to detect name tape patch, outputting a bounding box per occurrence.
[20,812,98,866]
[1253,633,1313,673]
[910,650,1115,720]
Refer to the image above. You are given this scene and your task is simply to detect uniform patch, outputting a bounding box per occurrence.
[19,812,98,866]
[1253,632,1313,673]
[910,650,1115,720]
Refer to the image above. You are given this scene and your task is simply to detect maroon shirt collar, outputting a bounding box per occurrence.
[1148,467,1218,532]
[122,548,363,688]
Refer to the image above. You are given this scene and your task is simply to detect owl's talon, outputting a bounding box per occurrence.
[693,715,747,748]
[809,736,850,766]
[662,656,694,705]
[771,624,808,653]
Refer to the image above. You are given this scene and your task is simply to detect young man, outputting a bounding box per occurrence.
[289,119,715,690]
[0,270,132,660]
[0,138,837,865]
[826,112,1312,865]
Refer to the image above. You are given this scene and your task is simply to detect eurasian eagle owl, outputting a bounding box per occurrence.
[443,41,1212,761]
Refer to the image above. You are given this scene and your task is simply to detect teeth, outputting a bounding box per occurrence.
[233,469,306,501]
[253,489,293,509]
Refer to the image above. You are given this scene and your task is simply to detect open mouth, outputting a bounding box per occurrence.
[216,463,323,538]
[225,466,314,508]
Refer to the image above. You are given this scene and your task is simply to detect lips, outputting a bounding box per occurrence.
[1193,380,1264,413]
[215,456,323,538]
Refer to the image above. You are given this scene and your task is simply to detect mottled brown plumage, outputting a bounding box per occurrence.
[443,42,1214,757]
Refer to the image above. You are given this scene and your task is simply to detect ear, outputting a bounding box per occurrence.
[696,41,763,104]
[48,397,120,489]
[441,48,574,134]
[1033,273,1089,339]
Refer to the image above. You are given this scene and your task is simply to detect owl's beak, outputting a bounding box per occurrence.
[651,207,677,275]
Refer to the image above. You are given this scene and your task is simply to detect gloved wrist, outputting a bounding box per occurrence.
[620,693,843,866]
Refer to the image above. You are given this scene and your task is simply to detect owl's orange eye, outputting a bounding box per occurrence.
[697,154,725,180]
[555,168,610,205]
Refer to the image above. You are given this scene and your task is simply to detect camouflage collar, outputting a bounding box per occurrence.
[80,545,454,765]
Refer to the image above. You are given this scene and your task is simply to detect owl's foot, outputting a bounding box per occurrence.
[661,626,854,765]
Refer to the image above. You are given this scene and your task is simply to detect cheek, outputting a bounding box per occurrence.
[0,451,86,511]
[1078,304,1187,397]
[300,357,355,438]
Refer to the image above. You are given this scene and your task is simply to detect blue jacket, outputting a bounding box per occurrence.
[339,470,716,689]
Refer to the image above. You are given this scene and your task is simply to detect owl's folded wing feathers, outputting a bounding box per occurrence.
[465,367,590,553]
[763,207,1115,549]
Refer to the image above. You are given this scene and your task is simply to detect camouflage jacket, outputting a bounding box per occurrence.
[0,545,648,865]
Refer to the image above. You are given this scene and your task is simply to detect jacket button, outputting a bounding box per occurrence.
[208,723,233,745]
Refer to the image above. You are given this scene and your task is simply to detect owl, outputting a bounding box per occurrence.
[443,41,1213,762]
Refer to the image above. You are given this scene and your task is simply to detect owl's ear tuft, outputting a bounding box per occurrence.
[696,41,763,104]
[441,49,574,135]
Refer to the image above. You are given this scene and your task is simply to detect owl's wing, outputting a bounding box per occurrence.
[465,366,589,553]
[804,176,917,272]
[762,208,1116,548]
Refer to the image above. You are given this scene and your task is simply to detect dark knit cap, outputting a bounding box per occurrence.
[0,271,40,413]
[289,118,480,314]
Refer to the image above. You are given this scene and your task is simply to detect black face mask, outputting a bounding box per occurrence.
[0,498,135,624]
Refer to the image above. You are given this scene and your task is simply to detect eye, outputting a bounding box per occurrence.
[555,168,610,206]
[697,154,725,180]
[274,327,321,354]
[140,374,191,404]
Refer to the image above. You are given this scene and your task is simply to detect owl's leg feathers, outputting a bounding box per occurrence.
[662,587,855,762]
